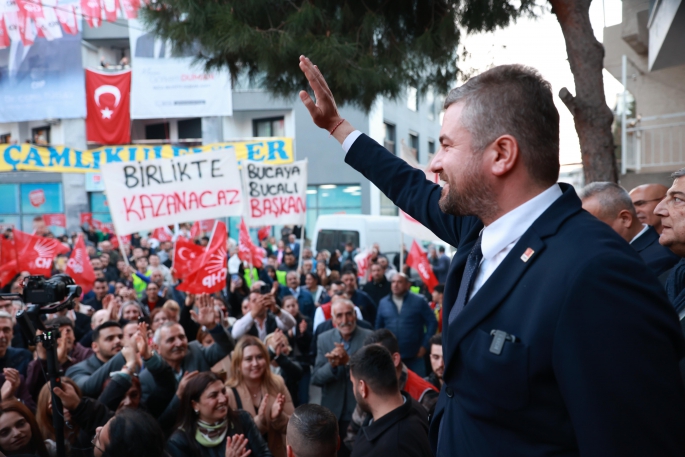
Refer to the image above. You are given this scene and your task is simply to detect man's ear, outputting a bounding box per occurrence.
[618,209,634,228]
[489,135,519,177]
[392,352,402,368]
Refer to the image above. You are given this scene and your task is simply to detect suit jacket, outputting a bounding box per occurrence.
[346,133,685,456]
[0,347,32,378]
[74,312,92,342]
[362,277,392,305]
[312,326,372,422]
[631,225,679,277]
[375,293,437,359]
[279,287,316,321]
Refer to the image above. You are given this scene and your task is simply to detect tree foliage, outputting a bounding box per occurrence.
[140,0,537,111]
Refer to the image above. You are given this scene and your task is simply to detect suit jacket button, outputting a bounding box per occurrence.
[446,387,454,398]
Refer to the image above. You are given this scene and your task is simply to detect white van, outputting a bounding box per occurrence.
[312,214,454,258]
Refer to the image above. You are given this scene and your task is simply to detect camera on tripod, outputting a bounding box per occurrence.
[0,274,82,457]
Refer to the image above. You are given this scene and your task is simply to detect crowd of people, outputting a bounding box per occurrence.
[0,221,447,457]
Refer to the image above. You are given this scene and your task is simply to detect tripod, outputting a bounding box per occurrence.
[2,285,80,457]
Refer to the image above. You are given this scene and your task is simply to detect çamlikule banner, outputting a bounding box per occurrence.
[0,137,294,173]
[128,18,232,119]
[241,160,307,227]
[101,148,244,235]
[0,32,86,122]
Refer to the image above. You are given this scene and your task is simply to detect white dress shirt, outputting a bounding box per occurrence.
[340,130,563,299]
[630,224,649,244]
[231,309,296,341]
[470,184,562,299]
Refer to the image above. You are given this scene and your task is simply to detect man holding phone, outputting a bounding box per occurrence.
[231,281,297,342]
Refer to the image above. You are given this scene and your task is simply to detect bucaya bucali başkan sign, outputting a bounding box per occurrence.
[102,149,244,235]
[241,160,307,227]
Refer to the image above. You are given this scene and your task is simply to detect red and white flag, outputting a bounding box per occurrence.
[43,214,67,228]
[0,16,10,48]
[405,240,439,292]
[80,212,93,227]
[190,220,214,238]
[119,0,138,19]
[101,0,117,21]
[79,0,100,29]
[13,229,70,276]
[354,248,374,280]
[65,235,96,293]
[16,0,43,20]
[35,0,62,40]
[152,226,173,242]
[0,237,18,288]
[257,226,271,241]
[238,219,265,269]
[177,222,228,294]
[86,69,131,145]
[172,236,204,281]
[55,3,78,35]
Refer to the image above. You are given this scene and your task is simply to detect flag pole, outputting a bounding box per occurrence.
[298,225,305,270]
[117,235,129,267]
[399,231,404,273]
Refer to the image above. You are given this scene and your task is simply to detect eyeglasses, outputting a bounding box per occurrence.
[91,429,104,453]
[633,197,665,207]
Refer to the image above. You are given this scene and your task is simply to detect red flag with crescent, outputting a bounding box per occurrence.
[177,222,228,294]
[85,69,131,145]
[405,240,439,292]
[172,236,204,281]
[65,235,96,294]
[13,229,69,277]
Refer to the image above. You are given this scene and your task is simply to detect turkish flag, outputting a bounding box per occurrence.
[13,229,69,277]
[43,214,66,228]
[85,69,131,145]
[238,219,265,268]
[0,237,18,288]
[177,222,228,294]
[172,236,204,281]
[405,240,439,292]
[65,235,96,294]
[80,0,101,27]
[152,226,173,242]
[257,226,271,241]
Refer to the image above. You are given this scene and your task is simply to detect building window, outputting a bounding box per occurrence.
[428,139,435,156]
[409,132,419,160]
[384,122,396,154]
[407,86,418,112]
[0,183,64,234]
[32,127,50,145]
[0,134,10,143]
[178,118,202,140]
[380,193,398,216]
[253,117,285,137]
[145,122,170,140]
[89,192,113,225]
[305,184,362,235]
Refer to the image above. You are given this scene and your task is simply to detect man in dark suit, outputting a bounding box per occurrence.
[361,263,391,305]
[281,270,316,320]
[298,57,685,456]
[580,181,679,278]
[341,271,377,326]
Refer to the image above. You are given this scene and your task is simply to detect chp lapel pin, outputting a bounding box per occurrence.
[520,247,535,263]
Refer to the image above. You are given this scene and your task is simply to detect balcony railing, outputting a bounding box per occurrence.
[622,111,685,173]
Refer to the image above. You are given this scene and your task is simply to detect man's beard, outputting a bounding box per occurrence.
[354,386,370,414]
[438,157,499,222]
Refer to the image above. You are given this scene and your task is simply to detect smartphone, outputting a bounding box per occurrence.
[231,274,240,282]
[138,316,146,324]
[259,284,272,295]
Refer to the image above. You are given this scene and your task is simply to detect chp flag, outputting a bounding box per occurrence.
[65,235,96,293]
[241,160,307,227]
[0,236,17,287]
[398,141,443,243]
[13,229,69,276]
[86,69,132,145]
[405,240,439,292]
[101,148,243,236]
[238,218,265,268]
[177,221,228,294]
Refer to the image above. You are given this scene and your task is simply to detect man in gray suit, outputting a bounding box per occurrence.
[312,299,372,457]
[139,294,235,432]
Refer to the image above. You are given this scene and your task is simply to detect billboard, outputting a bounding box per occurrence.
[128,18,232,119]
[0,32,86,122]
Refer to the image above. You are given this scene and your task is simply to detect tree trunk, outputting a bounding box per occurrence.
[550,0,618,184]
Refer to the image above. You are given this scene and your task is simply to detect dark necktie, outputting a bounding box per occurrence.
[449,234,483,324]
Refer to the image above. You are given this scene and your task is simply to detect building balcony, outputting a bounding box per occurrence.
[623,111,685,173]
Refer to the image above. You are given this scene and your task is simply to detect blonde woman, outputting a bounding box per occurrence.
[226,336,293,457]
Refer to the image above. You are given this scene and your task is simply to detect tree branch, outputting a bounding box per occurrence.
[558,87,577,113]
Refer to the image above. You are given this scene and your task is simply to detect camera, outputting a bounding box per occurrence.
[22,274,82,307]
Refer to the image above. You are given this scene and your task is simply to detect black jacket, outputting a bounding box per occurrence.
[351,393,431,457]
[167,410,273,457]
[362,277,392,306]
[631,225,679,278]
